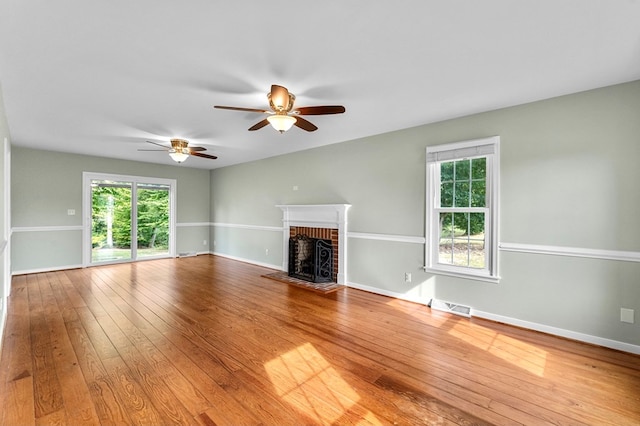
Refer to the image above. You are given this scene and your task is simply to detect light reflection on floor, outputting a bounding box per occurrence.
[385,298,548,377]
[447,321,548,377]
[264,342,382,425]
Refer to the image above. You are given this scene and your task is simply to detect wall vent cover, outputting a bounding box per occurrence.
[429,299,472,318]
[178,252,197,258]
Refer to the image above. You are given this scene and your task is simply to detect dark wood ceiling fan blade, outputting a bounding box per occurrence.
[248,119,270,131]
[191,152,218,160]
[137,149,168,151]
[270,85,291,110]
[293,116,318,132]
[294,105,346,115]
[214,105,269,114]
[187,146,206,152]
[146,140,169,148]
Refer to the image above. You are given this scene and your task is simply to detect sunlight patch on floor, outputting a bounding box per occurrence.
[385,298,548,377]
[447,321,548,377]
[265,342,382,425]
[385,298,451,328]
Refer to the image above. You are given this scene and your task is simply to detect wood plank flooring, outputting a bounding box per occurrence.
[1,255,639,425]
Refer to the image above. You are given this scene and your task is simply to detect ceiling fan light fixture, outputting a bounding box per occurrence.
[267,114,296,133]
[169,151,189,163]
[214,84,344,133]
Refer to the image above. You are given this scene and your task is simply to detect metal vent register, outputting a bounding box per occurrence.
[429,299,472,318]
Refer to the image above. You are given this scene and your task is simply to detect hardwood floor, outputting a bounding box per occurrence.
[1,255,639,425]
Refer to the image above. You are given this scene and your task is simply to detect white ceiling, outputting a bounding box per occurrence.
[1,1,639,169]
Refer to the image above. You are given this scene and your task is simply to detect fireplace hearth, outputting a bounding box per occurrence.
[288,234,333,283]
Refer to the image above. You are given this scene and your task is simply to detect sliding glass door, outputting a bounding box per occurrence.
[90,179,133,262]
[136,183,171,259]
[83,173,176,266]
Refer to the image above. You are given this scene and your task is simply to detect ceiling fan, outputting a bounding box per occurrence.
[138,139,217,163]
[214,84,345,133]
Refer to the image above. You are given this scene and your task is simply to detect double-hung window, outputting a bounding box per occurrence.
[425,136,500,282]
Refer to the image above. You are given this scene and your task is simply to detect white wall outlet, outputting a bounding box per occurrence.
[67,209,76,215]
[203,240,207,245]
[620,308,634,324]
[265,248,269,256]
[292,185,299,191]
[404,272,411,283]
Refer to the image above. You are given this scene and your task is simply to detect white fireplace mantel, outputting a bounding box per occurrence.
[276,204,351,284]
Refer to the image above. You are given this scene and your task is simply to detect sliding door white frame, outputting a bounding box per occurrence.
[82,172,177,267]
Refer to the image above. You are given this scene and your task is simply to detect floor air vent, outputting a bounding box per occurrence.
[178,252,197,258]
[429,299,472,318]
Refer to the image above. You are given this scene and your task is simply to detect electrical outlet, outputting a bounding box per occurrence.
[621,308,634,324]
[265,248,269,256]
[404,272,411,283]
[203,240,207,245]
[67,209,76,215]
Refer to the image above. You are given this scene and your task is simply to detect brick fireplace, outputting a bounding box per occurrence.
[277,204,351,285]
[289,227,339,282]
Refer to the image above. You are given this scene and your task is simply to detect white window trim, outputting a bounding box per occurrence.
[424,136,500,283]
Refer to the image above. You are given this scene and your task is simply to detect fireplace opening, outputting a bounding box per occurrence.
[288,234,334,283]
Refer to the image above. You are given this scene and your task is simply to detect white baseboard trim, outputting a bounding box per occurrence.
[347,280,640,355]
[12,264,83,276]
[347,280,431,306]
[211,251,282,271]
[0,299,6,357]
[472,310,640,355]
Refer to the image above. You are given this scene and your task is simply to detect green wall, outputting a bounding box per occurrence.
[211,80,640,350]
[11,148,211,272]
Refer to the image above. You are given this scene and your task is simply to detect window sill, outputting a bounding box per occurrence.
[422,267,500,284]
